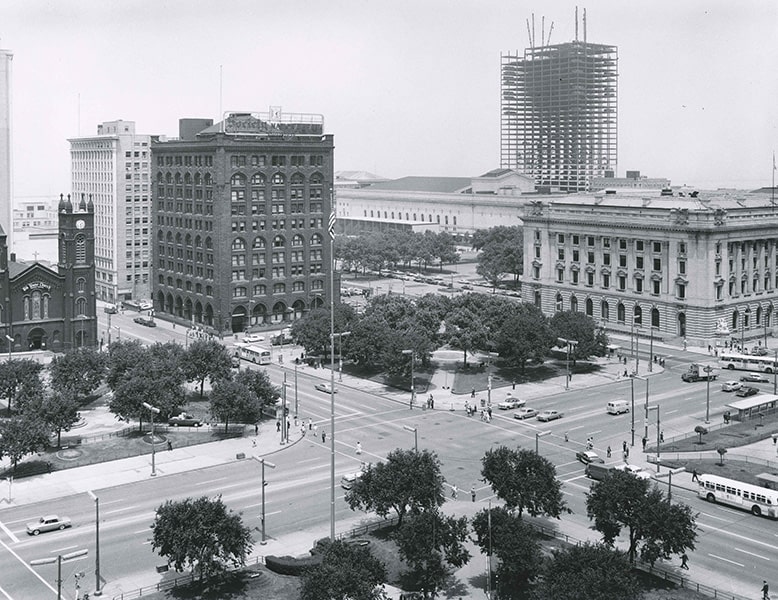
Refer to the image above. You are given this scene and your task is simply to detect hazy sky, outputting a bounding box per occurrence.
[2,0,777,200]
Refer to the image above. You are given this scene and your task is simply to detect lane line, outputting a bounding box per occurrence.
[0,538,57,595]
[104,506,137,515]
[0,584,14,600]
[51,545,78,554]
[708,553,744,567]
[734,547,771,561]
[0,520,19,543]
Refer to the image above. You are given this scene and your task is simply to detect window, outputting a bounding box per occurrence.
[653,258,661,271]
[587,252,595,264]
[572,250,579,262]
[586,271,594,286]
[572,235,580,246]
[571,270,579,284]
[635,278,643,293]
[679,242,687,254]
[619,255,627,268]
[603,238,611,249]
[558,248,565,261]
[602,274,610,288]
[653,241,662,253]
[652,280,661,295]
[677,283,686,299]
[557,233,565,244]
[679,260,686,275]
[618,276,626,291]
[603,253,611,266]
[556,268,564,283]
[619,239,627,250]
[587,236,595,247]
[636,256,644,269]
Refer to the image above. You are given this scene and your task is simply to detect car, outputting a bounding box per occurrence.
[133,316,157,327]
[27,515,72,536]
[498,397,526,410]
[576,450,604,465]
[740,372,770,383]
[513,407,538,420]
[315,383,337,394]
[536,409,564,422]
[103,305,118,314]
[242,334,265,344]
[722,380,742,392]
[613,464,652,480]
[736,386,759,397]
[752,346,770,356]
[168,413,202,427]
[138,300,153,310]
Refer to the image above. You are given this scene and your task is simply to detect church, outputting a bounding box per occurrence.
[1,193,97,353]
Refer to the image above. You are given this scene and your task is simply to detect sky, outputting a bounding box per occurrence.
[2,0,777,201]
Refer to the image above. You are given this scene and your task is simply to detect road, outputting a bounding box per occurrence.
[2,342,775,598]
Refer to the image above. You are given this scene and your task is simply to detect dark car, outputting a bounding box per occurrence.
[740,372,770,383]
[576,450,604,465]
[736,386,759,397]
[168,413,202,427]
[133,316,157,327]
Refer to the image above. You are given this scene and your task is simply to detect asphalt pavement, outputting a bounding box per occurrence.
[1,333,775,599]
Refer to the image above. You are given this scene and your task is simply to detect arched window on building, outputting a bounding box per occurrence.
[585,298,593,317]
[601,300,610,321]
[651,307,661,329]
[617,302,625,323]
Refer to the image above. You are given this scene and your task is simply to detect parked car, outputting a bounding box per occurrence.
[576,450,604,465]
[752,346,770,356]
[536,409,564,422]
[498,397,526,410]
[721,380,742,392]
[103,305,118,314]
[513,407,538,420]
[613,464,652,480]
[138,300,153,310]
[27,515,72,535]
[168,413,202,427]
[242,334,265,344]
[315,383,337,394]
[740,372,770,383]
[133,316,156,327]
[736,386,759,397]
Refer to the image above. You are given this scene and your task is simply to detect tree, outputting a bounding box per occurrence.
[300,540,388,600]
[48,347,106,401]
[106,339,146,390]
[694,425,708,444]
[182,339,233,400]
[445,306,489,367]
[233,369,280,410]
[716,446,727,465]
[291,304,356,359]
[0,359,44,414]
[586,469,697,564]
[474,226,523,287]
[151,496,253,583]
[481,446,566,518]
[393,509,470,596]
[345,448,445,527]
[495,304,553,373]
[209,379,260,432]
[34,391,81,448]
[472,507,542,598]
[0,415,51,473]
[550,311,607,361]
[531,543,642,600]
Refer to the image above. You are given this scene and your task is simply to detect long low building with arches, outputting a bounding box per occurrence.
[521,190,778,348]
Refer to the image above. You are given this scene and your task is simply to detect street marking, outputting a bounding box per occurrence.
[697,511,730,521]
[0,538,57,595]
[101,499,124,506]
[666,409,679,415]
[51,545,78,554]
[566,425,585,432]
[0,585,13,600]
[133,528,150,535]
[195,476,230,486]
[700,521,778,551]
[734,547,771,561]
[297,457,320,465]
[0,520,19,543]
[708,553,744,567]
[104,506,136,515]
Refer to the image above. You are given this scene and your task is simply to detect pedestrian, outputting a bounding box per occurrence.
[308,418,313,431]
[451,484,458,499]
[321,430,326,443]
[692,469,699,482]
[430,396,434,409]
[471,388,476,398]
[314,424,319,438]
[252,438,257,447]
[512,380,516,390]
[681,553,689,569]
[642,436,647,451]
[254,423,259,435]
[167,440,173,451]
[564,431,569,443]
[762,580,769,600]
[276,421,281,433]
[487,406,492,419]
[301,425,306,437]
[471,486,476,502]
[660,430,664,443]
[772,433,777,446]
[622,440,627,453]
[286,420,291,434]
[625,447,630,459]
[606,445,611,458]
[356,441,362,455]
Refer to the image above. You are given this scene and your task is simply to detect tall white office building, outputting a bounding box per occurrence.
[69,120,153,304]
[0,48,13,251]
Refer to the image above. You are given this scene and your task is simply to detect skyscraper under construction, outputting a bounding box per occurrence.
[501,30,617,193]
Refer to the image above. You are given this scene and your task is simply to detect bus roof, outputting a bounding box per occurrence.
[726,393,778,411]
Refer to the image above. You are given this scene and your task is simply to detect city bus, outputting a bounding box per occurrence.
[697,473,778,518]
[238,344,272,365]
[718,352,778,374]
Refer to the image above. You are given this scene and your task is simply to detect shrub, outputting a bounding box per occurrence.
[265,554,322,576]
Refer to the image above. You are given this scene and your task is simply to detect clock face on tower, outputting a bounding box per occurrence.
[75,219,85,230]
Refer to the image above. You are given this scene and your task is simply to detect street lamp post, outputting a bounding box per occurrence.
[535,430,551,455]
[648,325,655,373]
[403,425,418,452]
[5,334,12,363]
[741,306,751,350]
[402,349,416,409]
[557,338,579,391]
[648,404,661,472]
[142,402,160,476]
[30,549,89,600]
[280,373,287,445]
[254,457,276,545]
[294,360,299,417]
[87,490,102,596]
[774,349,778,396]
[655,467,686,502]
[634,323,641,375]
[703,365,714,424]
[333,331,351,382]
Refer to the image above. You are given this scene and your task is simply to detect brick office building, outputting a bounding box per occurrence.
[1,193,97,353]
[151,111,334,333]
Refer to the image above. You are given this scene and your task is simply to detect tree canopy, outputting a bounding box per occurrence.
[300,540,388,600]
[550,311,608,361]
[0,415,51,472]
[586,470,697,564]
[481,446,566,518]
[48,347,107,401]
[345,448,445,526]
[150,496,253,583]
[0,359,44,414]
[182,339,233,400]
[495,304,554,372]
[210,379,260,431]
[473,226,523,287]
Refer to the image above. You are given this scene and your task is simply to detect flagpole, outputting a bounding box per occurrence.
[328,204,336,542]
[772,151,775,211]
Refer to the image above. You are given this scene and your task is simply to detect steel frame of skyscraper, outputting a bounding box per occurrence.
[501,41,618,193]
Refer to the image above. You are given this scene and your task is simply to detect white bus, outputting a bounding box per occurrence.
[718,352,778,374]
[697,473,778,518]
[238,344,271,365]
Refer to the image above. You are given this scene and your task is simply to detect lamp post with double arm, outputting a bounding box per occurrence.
[402,349,416,409]
[142,402,160,477]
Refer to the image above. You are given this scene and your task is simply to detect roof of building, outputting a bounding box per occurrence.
[366,176,473,194]
[478,168,515,178]
[335,171,390,183]
[547,189,776,211]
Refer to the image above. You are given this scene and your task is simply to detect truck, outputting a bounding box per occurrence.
[681,363,719,383]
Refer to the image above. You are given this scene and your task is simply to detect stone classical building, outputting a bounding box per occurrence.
[1,193,97,352]
[522,190,778,347]
[151,111,334,333]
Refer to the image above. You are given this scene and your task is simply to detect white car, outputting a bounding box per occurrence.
[498,397,526,410]
[614,464,652,480]
[27,515,72,535]
[722,380,742,392]
[740,372,770,383]
[138,300,153,310]
[315,383,337,394]
[536,409,564,422]
[242,334,265,344]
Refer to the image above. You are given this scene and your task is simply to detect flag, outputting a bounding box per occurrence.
[327,211,336,240]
